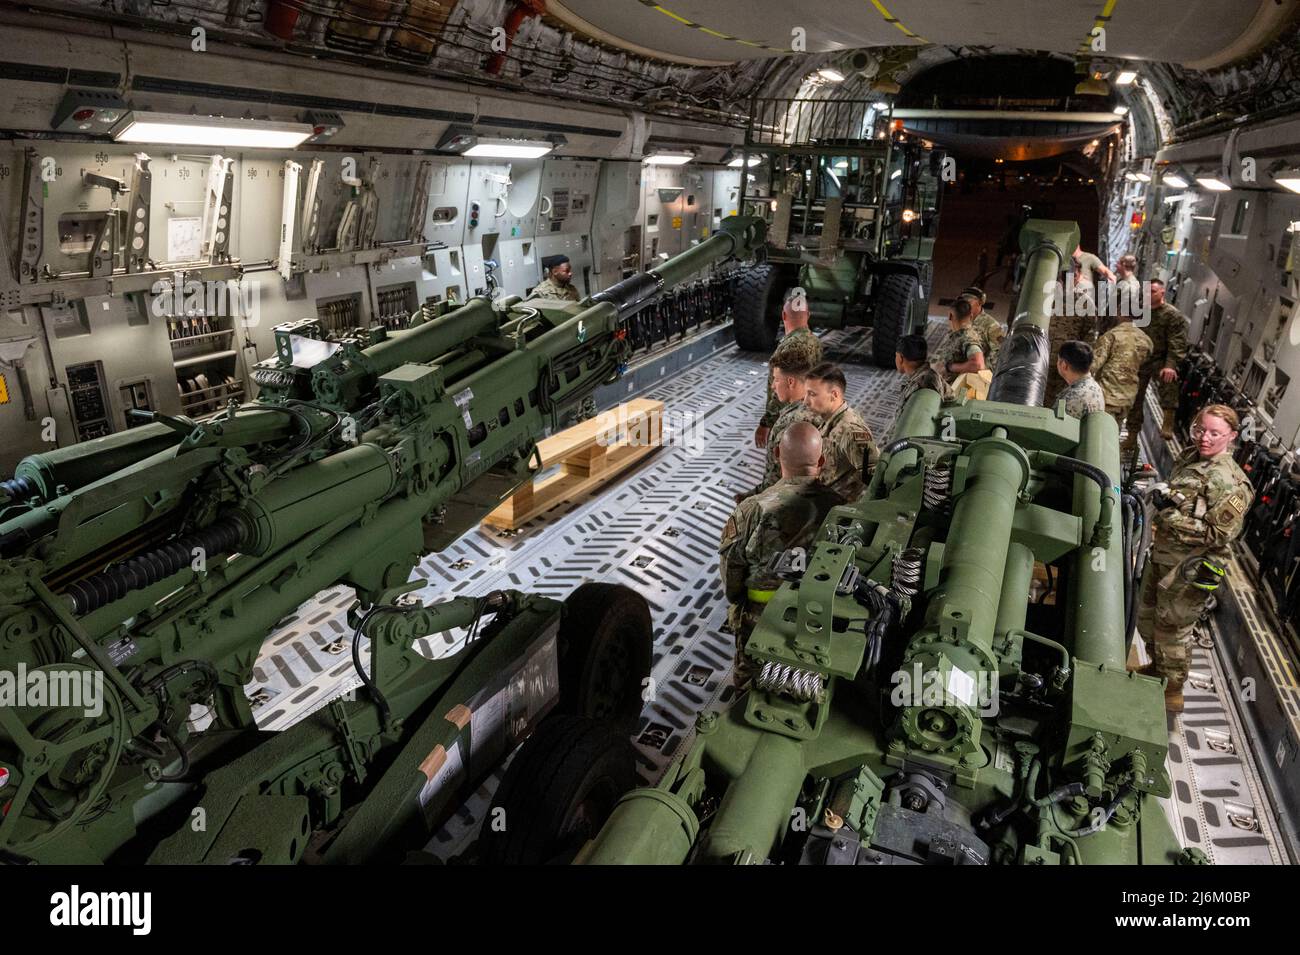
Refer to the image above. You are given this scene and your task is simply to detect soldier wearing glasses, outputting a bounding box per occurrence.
[1136,404,1253,712]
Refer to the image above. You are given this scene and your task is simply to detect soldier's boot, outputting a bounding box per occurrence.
[1160,416,1175,441]
[1164,679,1185,714]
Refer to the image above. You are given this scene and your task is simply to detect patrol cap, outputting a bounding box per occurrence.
[541,254,570,270]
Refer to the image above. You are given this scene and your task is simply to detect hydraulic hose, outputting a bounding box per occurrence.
[1033,451,1115,548]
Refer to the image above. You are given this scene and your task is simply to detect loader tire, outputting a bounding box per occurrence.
[477,715,636,865]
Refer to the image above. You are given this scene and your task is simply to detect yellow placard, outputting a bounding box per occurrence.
[0,372,8,405]
[671,216,683,229]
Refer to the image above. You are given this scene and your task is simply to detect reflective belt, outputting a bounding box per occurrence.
[747,587,777,604]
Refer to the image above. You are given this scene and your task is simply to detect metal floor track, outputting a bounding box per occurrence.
[237,321,1288,864]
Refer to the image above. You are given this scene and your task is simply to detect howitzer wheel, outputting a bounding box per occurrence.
[731,264,783,352]
[477,715,636,865]
[556,582,652,725]
[871,272,920,368]
[0,664,125,858]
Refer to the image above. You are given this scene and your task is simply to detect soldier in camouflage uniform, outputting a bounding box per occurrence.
[894,334,953,409]
[756,291,823,449]
[1055,340,1105,419]
[804,362,878,503]
[933,298,985,383]
[1091,313,1153,424]
[1046,247,1116,403]
[1126,278,1189,442]
[740,353,822,499]
[1137,405,1253,712]
[720,422,841,679]
[961,287,1004,371]
[529,254,580,302]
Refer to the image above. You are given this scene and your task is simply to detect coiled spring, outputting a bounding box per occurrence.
[922,464,953,511]
[891,547,924,599]
[755,661,824,702]
[252,367,294,389]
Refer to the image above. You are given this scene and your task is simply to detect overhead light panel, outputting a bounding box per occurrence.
[817,68,845,82]
[1196,176,1231,191]
[463,138,554,158]
[1134,172,1151,182]
[872,101,890,111]
[1113,105,1129,116]
[644,152,693,165]
[1163,172,1189,188]
[727,155,761,168]
[112,112,313,148]
[1272,168,1300,194]
[1115,70,1138,85]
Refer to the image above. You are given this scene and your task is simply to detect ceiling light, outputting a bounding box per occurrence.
[1196,176,1231,191]
[1124,172,1139,182]
[1135,172,1151,182]
[1115,70,1138,85]
[1163,173,1188,188]
[112,112,313,148]
[817,68,845,82]
[727,155,761,168]
[1272,168,1300,193]
[872,101,890,111]
[463,138,554,158]
[1113,105,1129,116]
[644,152,693,165]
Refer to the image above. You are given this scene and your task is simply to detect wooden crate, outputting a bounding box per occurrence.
[482,399,664,529]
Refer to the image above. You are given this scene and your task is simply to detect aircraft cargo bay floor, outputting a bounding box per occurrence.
[240,322,1289,864]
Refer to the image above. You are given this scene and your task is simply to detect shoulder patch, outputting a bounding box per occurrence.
[1226,493,1246,515]
[851,427,873,446]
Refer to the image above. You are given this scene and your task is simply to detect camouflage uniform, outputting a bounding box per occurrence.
[1046,254,1107,402]
[761,327,823,428]
[933,326,983,383]
[1057,374,1105,419]
[719,476,842,669]
[1091,321,1153,422]
[818,403,878,503]
[898,364,952,407]
[752,401,823,495]
[972,312,1005,370]
[1138,449,1253,684]
[1126,301,1190,437]
[529,277,580,301]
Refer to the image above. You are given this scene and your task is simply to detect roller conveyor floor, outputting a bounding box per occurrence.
[235,320,1292,864]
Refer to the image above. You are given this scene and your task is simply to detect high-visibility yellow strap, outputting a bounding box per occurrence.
[747,588,777,604]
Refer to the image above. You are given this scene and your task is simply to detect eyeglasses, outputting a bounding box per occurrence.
[1190,426,1229,440]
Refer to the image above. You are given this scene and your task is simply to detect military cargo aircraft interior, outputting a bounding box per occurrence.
[1,0,1300,899]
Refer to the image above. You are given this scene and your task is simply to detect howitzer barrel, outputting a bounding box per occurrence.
[987,219,1080,407]
[589,216,765,318]
[313,298,500,406]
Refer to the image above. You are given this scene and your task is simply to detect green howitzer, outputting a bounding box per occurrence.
[0,216,767,864]
[579,220,1196,866]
